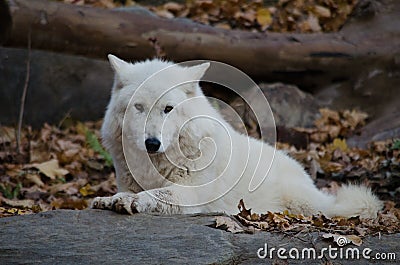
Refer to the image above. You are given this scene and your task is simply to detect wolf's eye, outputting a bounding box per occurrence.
[164,105,173,113]
[134,103,144,112]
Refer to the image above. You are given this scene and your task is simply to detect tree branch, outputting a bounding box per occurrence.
[16,30,31,154]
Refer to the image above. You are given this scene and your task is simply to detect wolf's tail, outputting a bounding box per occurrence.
[326,184,383,219]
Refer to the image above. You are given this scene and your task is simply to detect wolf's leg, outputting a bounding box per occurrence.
[131,188,183,214]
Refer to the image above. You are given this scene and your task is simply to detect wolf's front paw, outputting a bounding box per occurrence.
[111,192,139,215]
[91,196,113,210]
[91,192,139,214]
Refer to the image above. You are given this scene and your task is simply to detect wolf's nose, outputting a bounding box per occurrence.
[145,138,161,153]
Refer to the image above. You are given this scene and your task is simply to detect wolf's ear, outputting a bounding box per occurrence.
[108,54,129,73]
[186,62,210,81]
[108,54,129,91]
[182,62,210,96]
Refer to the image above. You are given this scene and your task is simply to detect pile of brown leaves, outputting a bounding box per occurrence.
[0,121,116,218]
[276,108,400,205]
[270,0,358,32]
[215,200,400,246]
[55,0,359,33]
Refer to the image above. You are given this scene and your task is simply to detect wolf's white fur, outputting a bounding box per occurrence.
[91,55,382,218]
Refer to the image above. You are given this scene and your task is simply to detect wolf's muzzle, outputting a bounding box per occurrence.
[145,138,161,153]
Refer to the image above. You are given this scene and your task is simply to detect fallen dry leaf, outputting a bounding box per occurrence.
[215,216,244,233]
[238,198,252,219]
[26,174,45,187]
[51,197,88,210]
[256,8,272,30]
[79,184,96,197]
[313,5,331,18]
[27,159,69,180]
[0,127,16,144]
[1,197,35,209]
[346,234,363,246]
[330,138,348,152]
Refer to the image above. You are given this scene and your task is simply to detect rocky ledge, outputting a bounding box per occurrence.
[0,210,398,264]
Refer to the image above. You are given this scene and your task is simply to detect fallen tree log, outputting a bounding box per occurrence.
[1,0,399,90]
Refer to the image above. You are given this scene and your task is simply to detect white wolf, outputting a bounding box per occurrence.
[91,55,382,218]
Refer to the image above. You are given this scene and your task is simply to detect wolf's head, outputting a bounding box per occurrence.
[104,55,211,155]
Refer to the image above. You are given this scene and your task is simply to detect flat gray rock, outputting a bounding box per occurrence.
[0,210,398,264]
[0,47,113,127]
